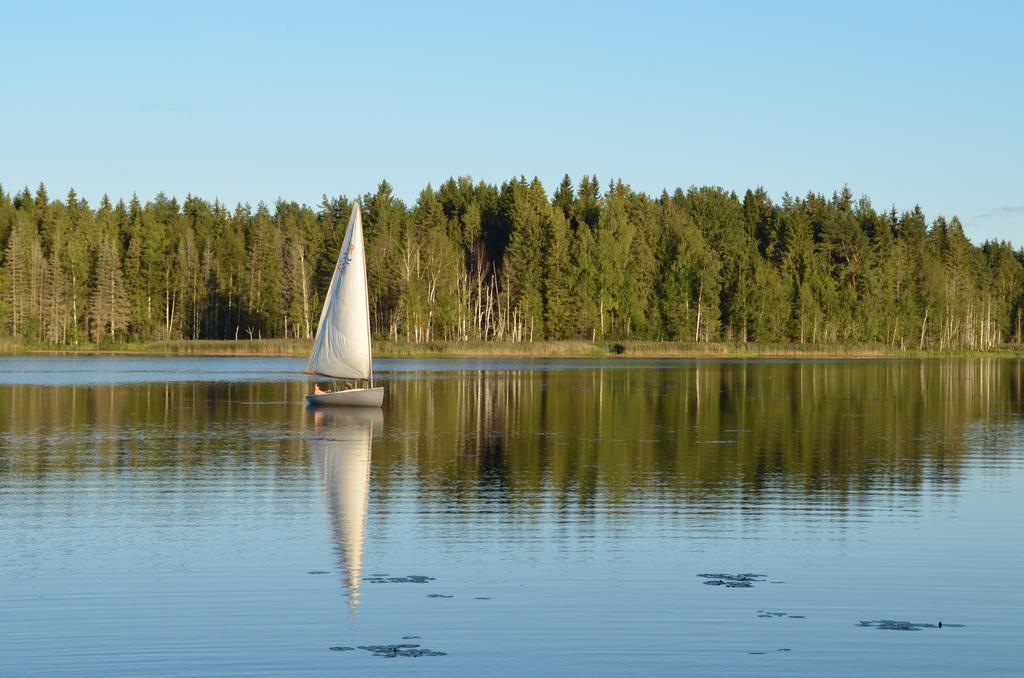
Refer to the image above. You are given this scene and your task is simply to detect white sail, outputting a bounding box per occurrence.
[306,202,372,380]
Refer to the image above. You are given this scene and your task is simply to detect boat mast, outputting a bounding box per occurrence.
[359,202,374,389]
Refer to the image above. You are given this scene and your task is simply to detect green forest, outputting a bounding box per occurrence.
[1,177,1022,349]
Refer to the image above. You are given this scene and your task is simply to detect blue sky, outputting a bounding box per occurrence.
[1,1,1021,246]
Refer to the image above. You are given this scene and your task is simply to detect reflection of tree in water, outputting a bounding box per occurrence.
[478,422,510,496]
[377,360,1024,514]
[2,361,1022,520]
[0,380,314,475]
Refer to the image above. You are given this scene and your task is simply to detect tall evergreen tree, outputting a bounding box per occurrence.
[89,237,128,343]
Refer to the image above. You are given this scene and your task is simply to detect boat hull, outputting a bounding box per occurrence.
[306,387,384,408]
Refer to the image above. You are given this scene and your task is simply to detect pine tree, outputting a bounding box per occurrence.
[43,241,68,343]
[89,237,128,343]
[502,179,549,341]
[622,192,659,336]
[552,174,574,221]
[593,183,633,338]
[571,220,598,339]
[544,210,575,338]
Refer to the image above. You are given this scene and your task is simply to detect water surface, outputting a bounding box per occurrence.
[2,357,1022,676]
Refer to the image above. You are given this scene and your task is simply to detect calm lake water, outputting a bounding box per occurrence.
[1,356,1022,677]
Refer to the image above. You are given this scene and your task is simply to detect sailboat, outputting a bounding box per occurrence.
[306,202,384,407]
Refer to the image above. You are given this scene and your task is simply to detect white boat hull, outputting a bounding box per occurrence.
[306,387,384,408]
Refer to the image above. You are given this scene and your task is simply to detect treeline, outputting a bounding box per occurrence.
[1,177,1022,348]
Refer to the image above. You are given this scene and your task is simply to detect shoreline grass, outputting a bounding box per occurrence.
[0,338,1021,359]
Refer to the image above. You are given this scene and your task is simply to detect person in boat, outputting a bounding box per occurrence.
[313,382,355,395]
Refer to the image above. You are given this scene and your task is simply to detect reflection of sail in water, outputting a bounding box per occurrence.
[311,407,382,615]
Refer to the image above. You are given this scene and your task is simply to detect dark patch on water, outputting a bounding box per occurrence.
[364,574,435,584]
[402,636,421,640]
[699,573,766,588]
[356,644,447,658]
[329,646,355,651]
[307,570,330,575]
[475,596,491,600]
[757,610,805,619]
[426,594,453,598]
[857,619,964,631]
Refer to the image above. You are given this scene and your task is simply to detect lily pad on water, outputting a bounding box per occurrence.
[364,574,436,584]
[756,610,806,619]
[857,619,964,631]
[356,644,447,658]
[698,573,767,588]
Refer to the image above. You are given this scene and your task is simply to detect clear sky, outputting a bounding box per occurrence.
[1,1,1021,246]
